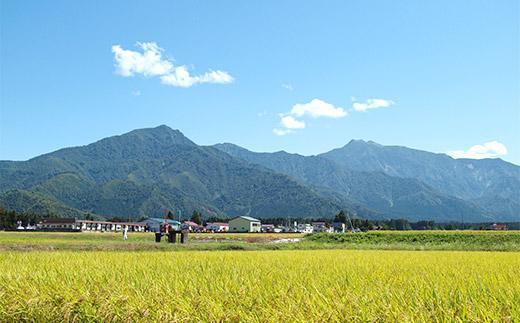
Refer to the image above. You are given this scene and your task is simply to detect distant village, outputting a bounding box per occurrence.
[1,206,516,233]
[5,213,512,233]
[30,216,354,234]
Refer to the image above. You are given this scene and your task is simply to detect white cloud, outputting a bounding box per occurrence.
[280,115,306,129]
[273,99,346,136]
[160,67,233,88]
[112,42,173,77]
[200,70,234,84]
[159,66,233,88]
[352,98,394,112]
[132,90,141,96]
[291,99,347,118]
[112,42,233,88]
[447,141,508,159]
[272,97,395,136]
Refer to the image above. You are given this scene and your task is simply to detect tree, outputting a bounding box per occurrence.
[388,219,411,230]
[191,211,202,225]
[166,210,175,220]
[333,210,347,224]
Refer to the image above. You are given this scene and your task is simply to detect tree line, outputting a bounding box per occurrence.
[0,208,47,230]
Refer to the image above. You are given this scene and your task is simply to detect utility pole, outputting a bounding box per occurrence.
[346,212,355,233]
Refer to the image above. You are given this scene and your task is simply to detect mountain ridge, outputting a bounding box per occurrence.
[0,126,342,219]
[214,143,496,222]
[1,126,518,222]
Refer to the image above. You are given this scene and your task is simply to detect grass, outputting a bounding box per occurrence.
[1,230,519,251]
[305,231,520,251]
[0,231,303,251]
[1,249,519,322]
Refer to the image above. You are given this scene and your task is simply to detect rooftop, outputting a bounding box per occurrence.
[233,216,261,222]
[143,218,181,225]
[183,221,201,226]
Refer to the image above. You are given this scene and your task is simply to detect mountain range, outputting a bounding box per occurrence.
[0,125,518,222]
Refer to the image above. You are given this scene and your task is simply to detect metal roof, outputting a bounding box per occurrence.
[144,218,181,225]
[232,216,261,222]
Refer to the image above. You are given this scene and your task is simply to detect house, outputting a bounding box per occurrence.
[297,223,313,234]
[488,223,508,230]
[138,218,181,232]
[182,221,202,232]
[206,222,229,232]
[312,221,333,233]
[228,216,261,233]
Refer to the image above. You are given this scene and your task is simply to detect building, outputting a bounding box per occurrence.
[182,221,202,232]
[297,223,313,234]
[38,218,79,231]
[312,221,333,233]
[229,216,261,233]
[38,218,147,232]
[137,218,181,232]
[487,223,508,230]
[206,222,229,232]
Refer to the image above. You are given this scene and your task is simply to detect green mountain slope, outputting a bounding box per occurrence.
[0,126,340,219]
[320,140,520,220]
[2,126,516,222]
[214,143,492,222]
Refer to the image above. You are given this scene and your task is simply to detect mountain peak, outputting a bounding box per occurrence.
[126,125,195,146]
[345,139,381,147]
[154,124,174,131]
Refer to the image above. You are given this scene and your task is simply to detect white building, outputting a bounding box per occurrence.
[228,216,261,233]
[312,222,333,233]
[297,223,313,234]
[38,218,146,232]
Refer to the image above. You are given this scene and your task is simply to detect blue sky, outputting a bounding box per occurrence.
[1,0,519,164]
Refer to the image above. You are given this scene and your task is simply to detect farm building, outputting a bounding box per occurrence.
[229,216,261,233]
[206,222,229,232]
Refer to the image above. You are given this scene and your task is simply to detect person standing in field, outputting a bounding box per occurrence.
[123,225,128,241]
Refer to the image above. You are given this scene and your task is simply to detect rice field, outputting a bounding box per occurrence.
[0,231,304,251]
[2,230,520,252]
[1,249,519,322]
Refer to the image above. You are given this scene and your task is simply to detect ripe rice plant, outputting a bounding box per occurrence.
[1,249,519,322]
